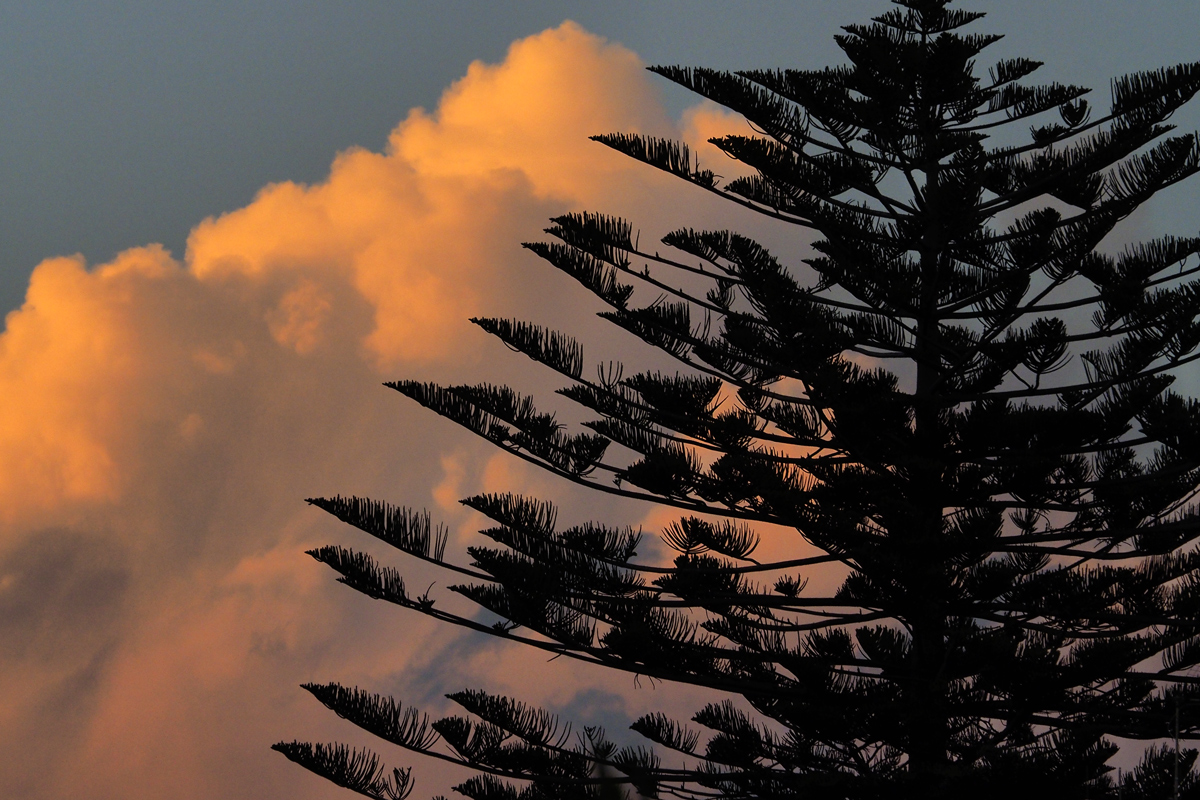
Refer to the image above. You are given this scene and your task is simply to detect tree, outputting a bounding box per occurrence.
[273,1,1200,797]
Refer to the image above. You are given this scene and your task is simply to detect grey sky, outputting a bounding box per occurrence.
[1,0,1196,315]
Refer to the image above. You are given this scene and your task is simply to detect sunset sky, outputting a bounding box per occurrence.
[2,3,1199,799]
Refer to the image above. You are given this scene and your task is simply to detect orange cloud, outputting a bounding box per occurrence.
[680,101,761,184]
[184,22,675,368]
[0,22,740,800]
[0,247,183,516]
[392,21,667,198]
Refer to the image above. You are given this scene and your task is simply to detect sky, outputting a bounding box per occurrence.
[1,3,1198,799]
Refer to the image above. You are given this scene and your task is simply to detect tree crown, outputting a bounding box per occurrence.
[278,2,1200,797]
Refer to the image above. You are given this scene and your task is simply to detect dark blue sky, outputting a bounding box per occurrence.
[1,0,1196,314]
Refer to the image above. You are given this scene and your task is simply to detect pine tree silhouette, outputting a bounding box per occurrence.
[276,1,1200,797]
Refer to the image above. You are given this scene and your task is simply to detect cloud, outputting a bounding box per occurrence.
[679,100,761,184]
[183,20,675,368]
[0,22,773,800]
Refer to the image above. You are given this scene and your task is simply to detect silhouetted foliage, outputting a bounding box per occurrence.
[278,1,1200,797]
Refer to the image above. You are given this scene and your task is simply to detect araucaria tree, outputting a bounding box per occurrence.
[275,2,1200,798]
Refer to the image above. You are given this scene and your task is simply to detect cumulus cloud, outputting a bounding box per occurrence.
[0,22,775,800]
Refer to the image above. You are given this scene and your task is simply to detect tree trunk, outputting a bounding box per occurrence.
[907,163,951,791]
